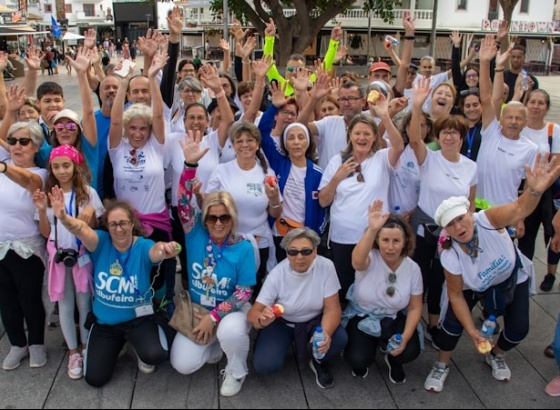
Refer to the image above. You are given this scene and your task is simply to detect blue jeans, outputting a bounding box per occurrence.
[552,312,560,371]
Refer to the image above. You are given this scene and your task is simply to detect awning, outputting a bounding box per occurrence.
[26,13,42,21]
[0,25,47,36]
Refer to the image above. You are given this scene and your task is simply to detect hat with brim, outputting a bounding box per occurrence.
[53,109,83,134]
[434,196,470,227]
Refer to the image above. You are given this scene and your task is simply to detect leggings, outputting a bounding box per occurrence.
[344,315,421,372]
[438,279,530,352]
[0,251,45,347]
[411,235,444,316]
[518,191,554,260]
[84,314,169,387]
[330,241,356,304]
[58,270,91,350]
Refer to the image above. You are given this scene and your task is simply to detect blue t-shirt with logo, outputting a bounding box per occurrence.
[90,230,156,325]
[185,217,256,309]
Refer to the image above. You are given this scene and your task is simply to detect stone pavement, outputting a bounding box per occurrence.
[0,63,560,408]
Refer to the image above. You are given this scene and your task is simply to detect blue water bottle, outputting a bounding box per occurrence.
[312,326,326,360]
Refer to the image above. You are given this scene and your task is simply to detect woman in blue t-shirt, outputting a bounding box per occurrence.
[48,187,181,387]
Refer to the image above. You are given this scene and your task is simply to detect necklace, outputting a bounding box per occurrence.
[203,235,229,296]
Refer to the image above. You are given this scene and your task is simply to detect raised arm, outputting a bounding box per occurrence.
[238,36,256,83]
[109,66,133,149]
[322,23,342,73]
[48,186,98,252]
[263,18,284,86]
[242,55,271,124]
[148,48,169,145]
[0,85,25,142]
[450,31,463,87]
[219,38,231,73]
[137,29,160,76]
[296,72,331,136]
[369,93,404,166]
[160,6,184,109]
[69,46,97,147]
[409,77,431,166]
[479,34,498,129]
[0,52,9,119]
[23,44,41,98]
[394,11,415,95]
[491,46,511,120]
[352,200,390,271]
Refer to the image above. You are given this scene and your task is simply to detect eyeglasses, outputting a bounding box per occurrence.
[286,248,314,257]
[440,129,461,137]
[386,272,397,297]
[280,110,297,117]
[129,149,138,166]
[407,71,417,76]
[206,214,232,224]
[182,88,201,94]
[54,122,79,132]
[107,220,132,230]
[460,88,480,97]
[355,164,365,183]
[6,136,33,146]
[286,66,303,73]
[339,96,362,104]
[466,73,479,79]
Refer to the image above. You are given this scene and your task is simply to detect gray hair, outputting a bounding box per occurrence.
[123,103,153,129]
[8,121,45,147]
[420,55,435,65]
[178,77,203,93]
[280,227,321,250]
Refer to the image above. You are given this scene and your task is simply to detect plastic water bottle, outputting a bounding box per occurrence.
[384,35,400,47]
[387,333,402,353]
[481,315,496,339]
[506,226,516,239]
[394,205,402,215]
[312,326,326,360]
[520,69,529,91]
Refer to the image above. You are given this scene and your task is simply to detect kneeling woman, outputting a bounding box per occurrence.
[343,200,423,384]
[424,153,560,393]
[49,189,181,387]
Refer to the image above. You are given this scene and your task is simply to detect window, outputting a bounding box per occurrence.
[457,0,467,10]
[44,4,52,13]
[83,4,95,17]
[65,4,72,13]
[520,0,529,13]
[488,0,498,20]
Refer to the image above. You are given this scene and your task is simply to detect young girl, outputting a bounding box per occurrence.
[32,145,104,380]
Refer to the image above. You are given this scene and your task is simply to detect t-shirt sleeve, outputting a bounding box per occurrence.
[318,155,341,190]
[551,124,560,154]
[236,240,257,287]
[440,247,462,275]
[410,260,424,296]
[322,259,341,298]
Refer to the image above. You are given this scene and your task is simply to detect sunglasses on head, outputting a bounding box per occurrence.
[386,272,397,297]
[355,164,365,183]
[54,122,78,132]
[460,88,480,97]
[286,248,314,257]
[6,136,33,146]
[206,214,232,224]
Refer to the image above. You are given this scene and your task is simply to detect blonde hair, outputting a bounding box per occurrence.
[202,191,239,233]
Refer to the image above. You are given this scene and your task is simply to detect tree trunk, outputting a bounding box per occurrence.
[274,17,321,66]
[499,0,520,23]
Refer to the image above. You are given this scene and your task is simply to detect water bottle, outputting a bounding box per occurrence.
[387,333,402,353]
[394,205,402,215]
[384,35,400,47]
[506,226,516,239]
[478,315,496,353]
[520,69,529,91]
[312,326,326,360]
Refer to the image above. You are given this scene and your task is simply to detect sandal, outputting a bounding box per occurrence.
[540,274,556,292]
[545,345,555,358]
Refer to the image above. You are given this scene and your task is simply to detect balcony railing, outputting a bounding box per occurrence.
[282,8,433,22]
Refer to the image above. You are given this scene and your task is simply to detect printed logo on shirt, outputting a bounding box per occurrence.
[191,262,231,298]
[246,182,264,197]
[477,254,513,291]
[95,263,138,304]
[312,191,319,199]
[407,161,415,168]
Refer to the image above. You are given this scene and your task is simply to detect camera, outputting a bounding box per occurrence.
[55,248,78,268]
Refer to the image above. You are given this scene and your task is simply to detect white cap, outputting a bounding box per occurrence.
[434,196,470,227]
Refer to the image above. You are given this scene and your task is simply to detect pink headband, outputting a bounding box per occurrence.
[49,144,84,165]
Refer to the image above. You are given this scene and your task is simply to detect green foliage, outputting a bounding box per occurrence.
[363,0,402,23]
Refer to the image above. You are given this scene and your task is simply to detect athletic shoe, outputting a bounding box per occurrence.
[2,346,28,370]
[220,369,245,396]
[385,354,406,384]
[29,345,47,368]
[309,359,334,389]
[485,352,511,381]
[424,361,450,392]
[68,352,83,380]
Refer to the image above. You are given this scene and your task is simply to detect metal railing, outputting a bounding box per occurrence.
[282,8,433,21]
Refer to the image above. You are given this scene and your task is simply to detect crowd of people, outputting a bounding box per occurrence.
[0,7,559,399]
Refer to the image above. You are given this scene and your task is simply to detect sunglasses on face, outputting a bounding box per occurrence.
[286,66,303,73]
[286,248,314,257]
[206,214,232,224]
[6,136,33,146]
[386,272,397,297]
[54,122,78,132]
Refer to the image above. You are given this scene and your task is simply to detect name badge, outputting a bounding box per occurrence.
[135,304,154,318]
[78,254,91,268]
[200,295,216,307]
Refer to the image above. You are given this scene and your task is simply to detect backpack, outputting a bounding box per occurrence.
[546,122,560,199]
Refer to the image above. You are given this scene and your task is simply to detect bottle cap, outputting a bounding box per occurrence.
[316,326,323,332]
[488,315,496,321]
[395,333,402,341]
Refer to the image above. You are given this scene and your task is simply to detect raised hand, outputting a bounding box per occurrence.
[450,31,462,48]
[137,29,160,59]
[334,45,347,64]
[309,72,332,101]
[239,36,256,59]
[497,20,510,42]
[24,45,41,71]
[219,38,230,52]
[478,34,497,62]
[230,19,249,42]
[525,153,560,195]
[48,186,68,221]
[330,76,343,98]
[69,46,93,74]
[32,189,48,212]
[148,48,169,78]
[198,63,221,93]
[331,23,342,42]
[367,199,391,233]
[252,55,272,78]
[368,91,389,118]
[412,76,431,108]
[403,10,416,36]
[0,51,8,71]
[167,6,185,38]
[83,28,97,50]
[269,79,289,107]
[290,67,311,92]
[179,129,209,164]
[7,84,26,113]
[264,18,276,36]
[495,44,513,68]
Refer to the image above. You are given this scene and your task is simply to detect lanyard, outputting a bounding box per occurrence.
[465,125,479,159]
[114,245,141,298]
[204,235,229,275]
[54,189,81,248]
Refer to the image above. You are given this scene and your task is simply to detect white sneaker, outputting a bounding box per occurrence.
[424,362,450,392]
[2,346,28,370]
[206,350,223,364]
[68,353,83,380]
[220,369,245,397]
[137,356,155,374]
[485,353,511,381]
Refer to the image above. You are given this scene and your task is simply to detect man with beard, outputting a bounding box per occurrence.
[503,44,539,103]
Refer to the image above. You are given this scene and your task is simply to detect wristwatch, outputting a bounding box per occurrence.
[0,160,6,173]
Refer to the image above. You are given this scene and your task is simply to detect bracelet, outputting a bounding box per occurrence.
[242,60,251,65]
[270,203,281,209]
[404,35,416,40]
[254,83,265,88]
[184,161,199,168]
[494,68,505,72]
[214,90,226,99]
[0,160,6,173]
[530,190,543,197]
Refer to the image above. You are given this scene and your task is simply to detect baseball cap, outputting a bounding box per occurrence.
[370,61,391,73]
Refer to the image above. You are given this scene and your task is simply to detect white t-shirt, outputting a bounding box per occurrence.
[521,122,560,154]
[0,163,46,241]
[389,145,420,214]
[165,130,221,207]
[417,149,478,217]
[109,136,166,214]
[319,150,393,244]
[441,212,529,291]
[206,160,280,247]
[354,251,423,315]
[313,115,348,170]
[256,256,341,323]
[477,119,538,206]
[413,71,450,113]
[35,187,104,250]
[272,164,306,236]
